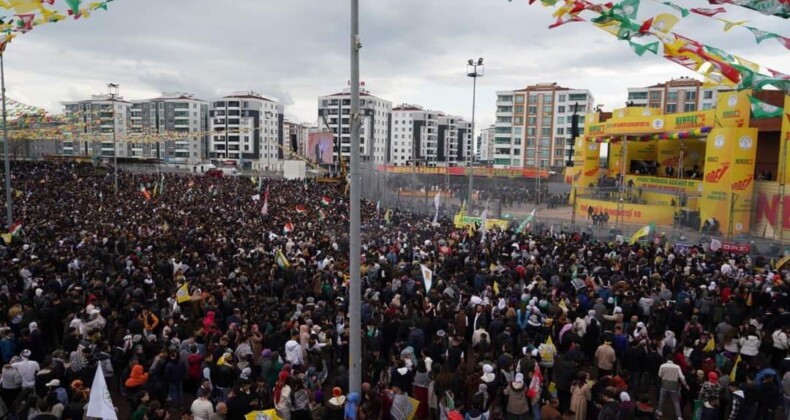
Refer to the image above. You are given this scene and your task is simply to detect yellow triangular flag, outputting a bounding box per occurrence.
[703,337,715,353]
[729,355,741,382]
[559,299,568,312]
[176,282,190,303]
[0,233,10,244]
[545,335,554,347]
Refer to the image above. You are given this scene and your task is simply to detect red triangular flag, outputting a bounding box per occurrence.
[639,17,653,34]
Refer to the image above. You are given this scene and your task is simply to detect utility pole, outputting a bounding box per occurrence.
[108,83,119,195]
[1,54,11,228]
[466,58,483,214]
[348,0,362,396]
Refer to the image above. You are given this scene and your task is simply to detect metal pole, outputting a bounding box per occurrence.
[109,84,119,195]
[348,0,362,396]
[571,186,577,231]
[1,55,11,228]
[467,69,477,215]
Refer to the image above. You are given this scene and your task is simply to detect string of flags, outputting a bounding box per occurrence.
[510,0,790,92]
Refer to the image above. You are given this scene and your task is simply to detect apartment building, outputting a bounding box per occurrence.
[208,91,284,171]
[283,119,311,158]
[477,125,495,164]
[63,94,131,158]
[390,104,471,167]
[129,93,209,163]
[626,76,729,113]
[317,87,392,165]
[494,83,594,169]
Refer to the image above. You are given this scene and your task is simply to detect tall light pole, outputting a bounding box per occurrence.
[348,0,362,396]
[1,54,12,228]
[466,58,483,215]
[108,83,119,195]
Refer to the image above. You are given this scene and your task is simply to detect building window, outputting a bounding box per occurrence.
[650,91,661,101]
[541,127,550,136]
[703,91,714,100]
[685,91,697,102]
[702,103,713,110]
[557,106,565,113]
[557,127,565,135]
[666,104,677,113]
[684,103,696,112]
[667,91,678,102]
[558,94,566,103]
[515,106,524,114]
[557,116,565,124]
[515,95,525,103]
[514,117,523,124]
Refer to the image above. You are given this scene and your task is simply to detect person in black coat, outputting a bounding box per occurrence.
[554,354,579,414]
[622,341,646,393]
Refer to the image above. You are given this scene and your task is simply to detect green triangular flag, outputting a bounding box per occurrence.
[745,26,778,44]
[629,40,659,56]
[748,95,783,119]
[662,1,689,17]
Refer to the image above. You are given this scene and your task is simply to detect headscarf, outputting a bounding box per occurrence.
[273,371,289,404]
[345,392,360,420]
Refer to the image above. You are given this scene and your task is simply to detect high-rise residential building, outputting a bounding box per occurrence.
[209,91,284,171]
[477,125,495,164]
[129,93,209,163]
[283,119,311,158]
[390,104,471,167]
[494,83,594,169]
[63,94,131,158]
[317,87,392,165]
[626,76,729,113]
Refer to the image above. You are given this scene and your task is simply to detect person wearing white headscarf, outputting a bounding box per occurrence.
[603,306,624,330]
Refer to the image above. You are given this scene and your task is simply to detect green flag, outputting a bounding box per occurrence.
[629,40,659,56]
[517,208,537,234]
[745,26,779,44]
[662,1,689,17]
[748,95,783,119]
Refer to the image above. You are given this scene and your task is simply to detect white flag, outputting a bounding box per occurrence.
[432,192,441,224]
[421,264,433,292]
[710,238,722,252]
[480,209,489,233]
[87,364,118,420]
[252,194,260,201]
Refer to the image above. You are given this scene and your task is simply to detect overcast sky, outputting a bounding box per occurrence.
[5,0,789,130]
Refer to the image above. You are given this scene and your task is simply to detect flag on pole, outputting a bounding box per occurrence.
[295,205,306,214]
[420,264,433,292]
[703,337,716,352]
[258,177,263,193]
[729,355,741,382]
[376,200,380,214]
[261,187,270,216]
[276,249,290,269]
[283,221,294,234]
[251,194,260,201]
[139,184,151,201]
[493,281,500,295]
[86,364,117,420]
[432,191,441,224]
[749,95,783,119]
[176,283,190,304]
[384,209,391,224]
[159,174,165,196]
[318,209,326,221]
[8,222,22,237]
[480,208,489,233]
[631,224,652,243]
[321,196,330,206]
[517,208,537,234]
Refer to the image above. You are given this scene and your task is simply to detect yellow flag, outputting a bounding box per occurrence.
[559,299,568,312]
[176,283,190,303]
[493,281,500,295]
[729,355,741,382]
[703,337,715,352]
[14,190,22,198]
[0,233,10,244]
[651,13,680,34]
[545,335,554,347]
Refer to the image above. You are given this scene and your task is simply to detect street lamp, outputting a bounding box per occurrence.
[107,83,119,195]
[466,57,483,215]
[1,53,12,228]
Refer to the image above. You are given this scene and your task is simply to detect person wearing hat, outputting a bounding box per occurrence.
[12,349,39,389]
[325,386,346,420]
[274,371,292,420]
[503,372,529,419]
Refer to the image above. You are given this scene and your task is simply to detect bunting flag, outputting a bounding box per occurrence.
[175,283,190,304]
[661,1,689,17]
[690,7,727,17]
[86,364,117,420]
[749,95,783,119]
[421,264,433,292]
[275,249,290,269]
[139,184,151,201]
[745,26,790,50]
[708,0,789,19]
[283,221,294,234]
[548,14,585,28]
[320,196,330,206]
[629,39,659,55]
[716,18,748,31]
[647,13,679,34]
[295,204,306,214]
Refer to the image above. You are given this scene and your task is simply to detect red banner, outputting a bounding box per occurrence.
[722,242,750,254]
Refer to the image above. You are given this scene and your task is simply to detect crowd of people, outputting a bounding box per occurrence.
[0,161,788,420]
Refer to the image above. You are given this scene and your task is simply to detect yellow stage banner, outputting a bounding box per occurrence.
[715,90,752,128]
[656,139,706,176]
[729,127,758,235]
[625,175,702,196]
[577,141,601,193]
[665,110,715,131]
[611,107,662,119]
[608,143,623,175]
[603,116,666,135]
[575,197,675,225]
[777,95,790,203]
[626,140,658,162]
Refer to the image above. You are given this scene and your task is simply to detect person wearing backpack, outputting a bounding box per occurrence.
[503,373,529,419]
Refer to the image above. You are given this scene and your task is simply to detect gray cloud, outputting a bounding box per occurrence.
[1,0,787,131]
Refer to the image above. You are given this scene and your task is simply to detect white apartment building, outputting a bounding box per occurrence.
[390,104,471,167]
[129,93,209,163]
[494,83,594,169]
[63,94,131,158]
[209,91,284,171]
[477,125,495,164]
[626,76,729,113]
[317,87,392,165]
